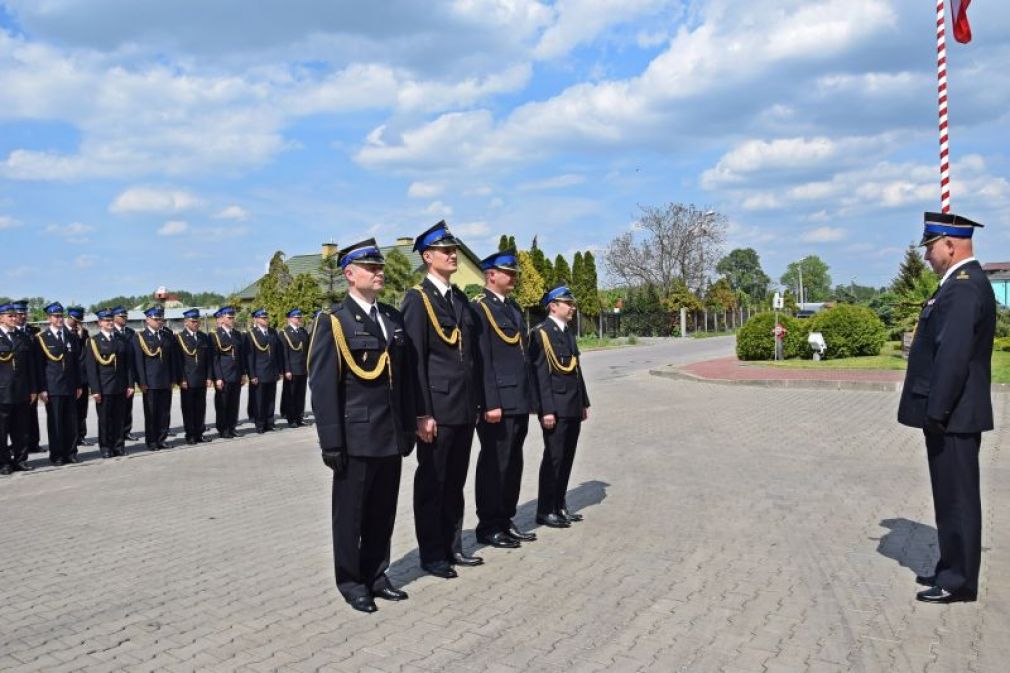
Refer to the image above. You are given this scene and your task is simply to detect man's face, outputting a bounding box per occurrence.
[114,315,127,327]
[146,317,161,331]
[48,314,64,329]
[255,316,269,328]
[99,317,114,332]
[184,318,199,332]
[1,312,17,329]
[923,237,954,276]
[289,316,303,328]
[345,262,385,293]
[549,300,577,322]
[220,315,235,329]
[487,268,517,295]
[424,245,458,276]
[15,312,26,326]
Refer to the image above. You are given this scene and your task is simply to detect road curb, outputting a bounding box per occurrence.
[650,365,1010,394]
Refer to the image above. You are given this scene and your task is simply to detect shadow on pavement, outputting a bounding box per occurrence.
[387,479,611,590]
[874,517,938,577]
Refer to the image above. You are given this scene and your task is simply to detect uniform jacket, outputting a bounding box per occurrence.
[133,327,176,390]
[280,324,309,376]
[308,298,416,459]
[174,329,213,387]
[85,331,134,394]
[245,326,283,381]
[898,260,997,433]
[472,291,535,415]
[401,278,479,425]
[35,327,81,396]
[529,318,591,419]
[211,327,245,383]
[0,328,37,403]
[71,326,90,392]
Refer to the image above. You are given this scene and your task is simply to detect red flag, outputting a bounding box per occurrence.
[951,0,972,44]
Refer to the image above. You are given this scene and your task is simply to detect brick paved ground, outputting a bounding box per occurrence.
[1,339,1007,672]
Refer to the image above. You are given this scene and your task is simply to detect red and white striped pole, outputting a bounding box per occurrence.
[936,0,951,214]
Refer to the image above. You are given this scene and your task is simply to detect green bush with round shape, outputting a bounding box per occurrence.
[807,304,887,359]
[994,336,1010,353]
[736,312,809,360]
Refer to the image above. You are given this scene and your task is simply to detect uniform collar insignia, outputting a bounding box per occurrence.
[956,270,970,280]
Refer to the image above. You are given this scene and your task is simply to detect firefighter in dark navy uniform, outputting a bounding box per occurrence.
[211,306,246,439]
[1,303,38,474]
[401,221,483,579]
[134,306,175,450]
[34,302,82,466]
[308,239,416,613]
[280,308,309,427]
[529,285,591,529]
[472,249,538,549]
[110,306,139,444]
[13,300,41,455]
[65,306,92,449]
[85,309,135,457]
[898,211,997,604]
[175,308,214,445]
[246,308,283,433]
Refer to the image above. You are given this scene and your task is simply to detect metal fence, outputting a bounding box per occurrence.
[585,306,765,338]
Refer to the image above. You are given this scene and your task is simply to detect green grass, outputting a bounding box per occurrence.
[692,330,736,339]
[576,335,638,351]
[751,341,1010,383]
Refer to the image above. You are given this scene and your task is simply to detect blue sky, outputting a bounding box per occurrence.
[1,0,1008,305]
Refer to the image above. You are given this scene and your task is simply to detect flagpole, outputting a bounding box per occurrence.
[936,0,951,214]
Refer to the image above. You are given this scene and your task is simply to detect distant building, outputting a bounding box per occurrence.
[234,237,486,307]
[983,262,1010,307]
[81,307,219,332]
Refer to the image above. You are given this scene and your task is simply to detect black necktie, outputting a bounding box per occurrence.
[370,305,386,340]
[57,330,64,344]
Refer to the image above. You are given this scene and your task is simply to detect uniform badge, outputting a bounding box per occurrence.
[956,270,970,280]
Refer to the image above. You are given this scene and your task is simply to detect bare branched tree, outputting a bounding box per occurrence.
[604,203,727,295]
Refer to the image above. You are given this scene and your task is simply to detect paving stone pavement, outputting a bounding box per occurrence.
[1,341,1008,673]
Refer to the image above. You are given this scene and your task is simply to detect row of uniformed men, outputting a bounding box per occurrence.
[0,301,311,472]
[307,221,591,613]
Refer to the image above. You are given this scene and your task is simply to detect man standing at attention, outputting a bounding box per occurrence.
[246,309,283,434]
[898,211,997,604]
[85,309,134,458]
[212,307,245,439]
[175,309,213,445]
[472,249,538,549]
[401,221,483,578]
[134,306,175,451]
[280,308,309,428]
[35,302,82,466]
[529,285,590,529]
[308,239,415,613]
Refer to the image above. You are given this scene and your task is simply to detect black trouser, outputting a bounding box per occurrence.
[97,393,126,454]
[142,388,172,447]
[414,423,475,564]
[250,380,277,431]
[280,374,307,424]
[45,395,77,462]
[537,417,582,517]
[332,456,402,601]
[180,386,208,440]
[76,386,89,445]
[476,415,528,537]
[27,399,40,452]
[1,402,29,469]
[925,430,982,595]
[121,395,133,443]
[215,382,241,434]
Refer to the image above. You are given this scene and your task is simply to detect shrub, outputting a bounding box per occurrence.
[807,304,887,359]
[994,336,1010,353]
[736,312,809,360]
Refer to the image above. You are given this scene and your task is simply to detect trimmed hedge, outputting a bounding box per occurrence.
[995,336,1010,352]
[736,312,808,360]
[807,304,887,359]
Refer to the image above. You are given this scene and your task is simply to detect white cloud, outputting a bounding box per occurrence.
[110,187,202,214]
[74,254,97,268]
[214,205,249,220]
[424,200,453,217]
[157,220,189,236]
[800,226,845,243]
[453,221,491,237]
[534,0,673,59]
[407,181,443,199]
[45,222,94,238]
[0,215,21,229]
[518,174,586,191]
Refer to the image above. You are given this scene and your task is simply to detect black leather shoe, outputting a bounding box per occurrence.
[78,438,94,446]
[536,513,571,528]
[197,436,212,443]
[349,596,378,613]
[100,451,112,459]
[477,532,520,548]
[559,508,583,522]
[66,456,81,464]
[186,438,197,445]
[420,561,458,579]
[374,587,409,601]
[916,574,937,587]
[147,444,159,451]
[915,585,976,604]
[114,448,127,457]
[451,552,484,566]
[126,434,140,442]
[50,459,65,466]
[13,462,33,472]
[507,525,537,542]
[0,465,12,475]
[157,442,169,449]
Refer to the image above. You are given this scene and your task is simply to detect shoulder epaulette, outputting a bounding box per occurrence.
[472,293,486,303]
